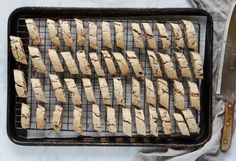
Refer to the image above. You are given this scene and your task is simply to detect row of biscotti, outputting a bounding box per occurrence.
[23,18,198,51]
[20,76,199,136]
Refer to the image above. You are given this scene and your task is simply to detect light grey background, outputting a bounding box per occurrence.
[0,0,236,161]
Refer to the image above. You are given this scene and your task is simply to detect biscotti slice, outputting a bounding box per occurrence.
[182,109,199,133]
[158,107,172,135]
[82,78,96,103]
[61,51,79,74]
[101,50,117,76]
[187,81,200,111]
[64,78,81,106]
[47,19,60,47]
[74,18,86,46]
[76,50,92,76]
[148,104,158,136]
[157,79,169,109]
[147,50,162,78]
[112,52,129,75]
[25,19,42,45]
[73,106,83,134]
[89,52,105,77]
[132,77,141,108]
[52,105,63,133]
[145,78,156,106]
[102,21,112,48]
[170,23,184,49]
[174,52,192,78]
[92,104,101,132]
[89,21,98,50]
[36,105,46,129]
[14,69,27,98]
[158,52,177,79]
[21,103,30,128]
[98,78,112,105]
[10,36,27,64]
[173,80,185,110]
[28,46,47,73]
[141,23,157,49]
[182,20,198,50]
[59,20,73,47]
[31,78,47,103]
[48,49,64,72]
[106,105,117,133]
[49,74,66,103]
[134,108,146,136]
[113,77,125,106]
[114,21,125,48]
[122,107,132,137]
[156,23,170,50]
[189,51,203,79]
[173,113,190,136]
[131,23,144,48]
[126,51,144,79]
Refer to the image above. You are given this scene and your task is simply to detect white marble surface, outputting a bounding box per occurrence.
[0,0,236,161]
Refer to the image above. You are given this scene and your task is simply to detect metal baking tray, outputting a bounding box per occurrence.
[7,7,213,148]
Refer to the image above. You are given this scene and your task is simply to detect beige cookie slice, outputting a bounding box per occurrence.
[132,77,141,108]
[106,105,116,133]
[36,105,46,129]
[73,106,83,134]
[134,108,146,136]
[182,109,199,133]
[147,50,162,78]
[31,78,47,103]
[47,19,60,47]
[122,107,132,137]
[187,81,200,111]
[28,46,47,73]
[14,69,27,98]
[145,78,156,106]
[98,78,112,105]
[59,20,73,47]
[101,50,117,76]
[82,78,96,103]
[141,23,157,49]
[170,23,184,49]
[156,23,170,50]
[89,21,98,50]
[89,52,105,77]
[52,105,63,133]
[92,104,101,132]
[113,77,125,106]
[158,52,177,79]
[21,103,30,128]
[102,21,112,48]
[158,107,172,135]
[148,105,158,137]
[25,19,42,45]
[174,52,192,78]
[114,21,125,48]
[49,74,66,103]
[48,49,64,72]
[74,18,86,46]
[61,51,79,74]
[157,79,169,109]
[76,50,92,76]
[126,51,144,79]
[173,80,185,110]
[189,51,203,79]
[182,20,198,50]
[173,113,190,136]
[112,52,129,76]
[131,23,144,48]
[64,78,81,106]
[10,36,27,64]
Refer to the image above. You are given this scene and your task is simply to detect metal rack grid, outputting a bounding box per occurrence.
[14,17,202,138]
